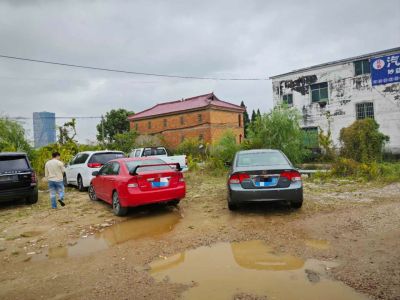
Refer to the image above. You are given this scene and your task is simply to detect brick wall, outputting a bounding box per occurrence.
[130,108,244,149]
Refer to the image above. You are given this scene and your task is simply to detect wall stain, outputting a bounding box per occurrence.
[280,75,318,95]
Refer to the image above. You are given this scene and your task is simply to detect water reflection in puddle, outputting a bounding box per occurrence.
[150,240,367,300]
[34,210,181,260]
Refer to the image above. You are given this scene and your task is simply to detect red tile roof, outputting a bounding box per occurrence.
[128,93,244,120]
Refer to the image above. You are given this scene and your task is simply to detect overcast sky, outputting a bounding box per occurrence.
[1,0,399,143]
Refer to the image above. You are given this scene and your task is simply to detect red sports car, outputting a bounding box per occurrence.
[88,157,186,216]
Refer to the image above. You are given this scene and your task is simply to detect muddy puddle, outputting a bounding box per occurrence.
[149,240,368,300]
[33,210,181,260]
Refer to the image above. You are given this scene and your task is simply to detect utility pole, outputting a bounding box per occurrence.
[101,115,105,145]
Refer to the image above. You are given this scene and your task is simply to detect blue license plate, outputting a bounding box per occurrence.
[151,178,169,188]
[254,177,278,187]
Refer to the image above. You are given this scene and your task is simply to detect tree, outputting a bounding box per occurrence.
[240,101,250,138]
[247,106,308,163]
[96,109,134,144]
[0,117,31,154]
[251,109,257,123]
[339,118,389,163]
[58,118,77,144]
[109,131,138,154]
[256,109,261,118]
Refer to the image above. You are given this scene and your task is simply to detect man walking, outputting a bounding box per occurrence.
[45,152,66,208]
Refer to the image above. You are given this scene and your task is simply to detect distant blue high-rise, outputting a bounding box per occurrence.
[33,112,56,148]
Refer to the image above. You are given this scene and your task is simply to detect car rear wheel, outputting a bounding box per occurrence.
[112,191,127,216]
[88,184,98,201]
[63,174,69,187]
[291,200,303,209]
[168,199,180,206]
[77,175,85,192]
[227,196,238,211]
[25,191,38,205]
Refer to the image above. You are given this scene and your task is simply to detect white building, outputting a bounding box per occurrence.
[270,47,400,154]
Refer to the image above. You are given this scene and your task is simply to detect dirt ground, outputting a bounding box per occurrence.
[0,173,399,300]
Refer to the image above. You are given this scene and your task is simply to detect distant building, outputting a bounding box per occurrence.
[128,93,245,149]
[270,47,400,154]
[33,112,56,148]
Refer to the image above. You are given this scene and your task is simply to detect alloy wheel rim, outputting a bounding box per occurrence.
[113,194,119,211]
[89,186,95,200]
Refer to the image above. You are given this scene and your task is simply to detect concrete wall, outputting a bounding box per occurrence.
[272,54,400,154]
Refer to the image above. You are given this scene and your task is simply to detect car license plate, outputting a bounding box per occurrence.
[151,177,169,188]
[254,177,278,187]
[0,175,17,182]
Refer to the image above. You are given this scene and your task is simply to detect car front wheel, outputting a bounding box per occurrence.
[112,191,128,216]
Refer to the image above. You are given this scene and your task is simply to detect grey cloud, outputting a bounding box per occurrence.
[0,0,399,142]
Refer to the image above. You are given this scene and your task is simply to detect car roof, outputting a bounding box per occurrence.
[77,150,124,155]
[111,157,165,163]
[0,152,27,157]
[236,149,281,154]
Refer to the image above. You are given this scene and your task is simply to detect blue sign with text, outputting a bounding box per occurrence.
[370,53,400,86]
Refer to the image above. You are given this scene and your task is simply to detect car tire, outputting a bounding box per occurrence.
[112,191,127,216]
[77,175,85,192]
[88,184,98,201]
[63,174,69,187]
[227,195,238,211]
[26,191,38,205]
[168,199,180,206]
[291,200,303,209]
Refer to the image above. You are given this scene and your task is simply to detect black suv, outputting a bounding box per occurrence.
[0,152,38,204]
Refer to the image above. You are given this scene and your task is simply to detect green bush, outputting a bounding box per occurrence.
[175,137,204,158]
[0,117,32,155]
[210,130,240,165]
[246,106,309,164]
[330,158,400,182]
[339,119,389,163]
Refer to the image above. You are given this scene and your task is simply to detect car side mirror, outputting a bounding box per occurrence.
[92,171,99,176]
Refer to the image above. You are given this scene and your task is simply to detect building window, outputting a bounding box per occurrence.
[198,114,202,123]
[310,82,328,103]
[135,123,138,131]
[163,119,167,127]
[148,121,151,129]
[180,116,184,125]
[302,127,319,148]
[354,59,370,76]
[181,135,185,143]
[238,114,242,127]
[282,94,293,106]
[356,102,374,120]
[199,134,204,141]
[239,134,242,143]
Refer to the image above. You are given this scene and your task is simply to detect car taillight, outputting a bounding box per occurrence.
[87,163,103,168]
[31,171,37,186]
[229,173,250,184]
[280,170,302,182]
[127,177,138,188]
[178,172,185,182]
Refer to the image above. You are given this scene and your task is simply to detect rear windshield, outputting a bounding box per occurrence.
[89,152,125,164]
[236,152,289,167]
[0,156,29,172]
[142,148,167,156]
[125,159,172,173]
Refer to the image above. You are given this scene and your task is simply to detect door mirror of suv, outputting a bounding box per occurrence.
[92,171,99,176]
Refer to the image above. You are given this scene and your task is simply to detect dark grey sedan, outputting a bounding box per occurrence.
[227,149,303,210]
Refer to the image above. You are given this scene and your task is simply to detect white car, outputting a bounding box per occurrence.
[129,147,188,172]
[64,150,125,191]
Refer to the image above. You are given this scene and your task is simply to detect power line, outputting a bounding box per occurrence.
[0,54,267,81]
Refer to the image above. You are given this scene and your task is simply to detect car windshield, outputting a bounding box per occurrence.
[0,156,29,172]
[89,152,125,164]
[125,159,172,173]
[236,152,289,167]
